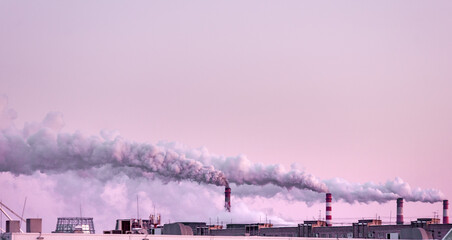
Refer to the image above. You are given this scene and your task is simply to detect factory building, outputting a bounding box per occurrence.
[208,194,452,239]
[2,218,452,239]
[209,194,452,239]
[0,233,358,240]
[2,194,452,239]
[2,227,452,240]
[206,219,452,239]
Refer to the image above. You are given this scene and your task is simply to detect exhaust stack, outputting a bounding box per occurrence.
[225,187,231,212]
[444,200,449,224]
[396,198,404,225]
[326,193,332,226]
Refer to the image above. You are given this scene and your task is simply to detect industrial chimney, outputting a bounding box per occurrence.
[326,193,332,226]
[396,198,404,225]
[225,187,231,212]
[444,200,449,224]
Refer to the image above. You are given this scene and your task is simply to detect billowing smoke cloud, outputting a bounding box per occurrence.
[157,137,445,204]
[157,142,328,193]
[323,177,443,204]
[0,170,292,233]
[0,97,228,188]
[213,156,328,193]
[0,96,327,194]
[231,177,445,205]
[0,96,445,207]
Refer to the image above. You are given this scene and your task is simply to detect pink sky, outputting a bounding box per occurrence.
[0,0,451,233]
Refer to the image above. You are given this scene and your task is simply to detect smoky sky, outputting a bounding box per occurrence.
[0,96,445,205]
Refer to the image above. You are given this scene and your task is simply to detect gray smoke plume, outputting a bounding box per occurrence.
[0,97,326,193]
[323,177,444,203]
[152,142,328,193]
[0,96,446,204]
[0,97,228,187]
[159,141,445,204]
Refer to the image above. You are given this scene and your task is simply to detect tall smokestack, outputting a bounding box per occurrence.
[396,198,404,225]
[326,193,332,226]
[225,187,231,212]
[444,200,449,224]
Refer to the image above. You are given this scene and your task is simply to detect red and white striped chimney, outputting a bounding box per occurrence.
[396,198,403,225]
[326,193,332,226]
[444,200,449,224]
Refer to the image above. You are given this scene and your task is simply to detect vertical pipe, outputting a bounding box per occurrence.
[444,200,449,224]
[225,187,231,212]
[396,198,403,225]
[326,193,332,227]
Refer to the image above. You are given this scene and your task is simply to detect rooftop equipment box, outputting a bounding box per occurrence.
[6,220,21,233]
[27,218,42,233]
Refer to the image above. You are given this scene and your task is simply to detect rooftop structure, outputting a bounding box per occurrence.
[357,219,382,226]
[0,232,342,240]
[54,217,95,234]
[162,223,193,235]
[2,197,451,240]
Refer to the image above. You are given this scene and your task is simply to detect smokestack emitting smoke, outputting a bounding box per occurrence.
[396,198,404,225]
[0,97,447,210]
[326,193,332,226]
[444,200,449,224]
[225,187,231,212]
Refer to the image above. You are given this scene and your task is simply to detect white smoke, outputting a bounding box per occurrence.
[158,142,328,193]
[0,96,327,193]
[0,95,446,217]
[323,177,444,204]
[158,141,445,203]
[0,101,228,187]
[230,175,445,204]
[0,170,288,233]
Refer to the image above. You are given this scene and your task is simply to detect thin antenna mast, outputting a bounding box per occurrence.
[20,197,27,228]
[390,210,392,225]
[137,195,139,219]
